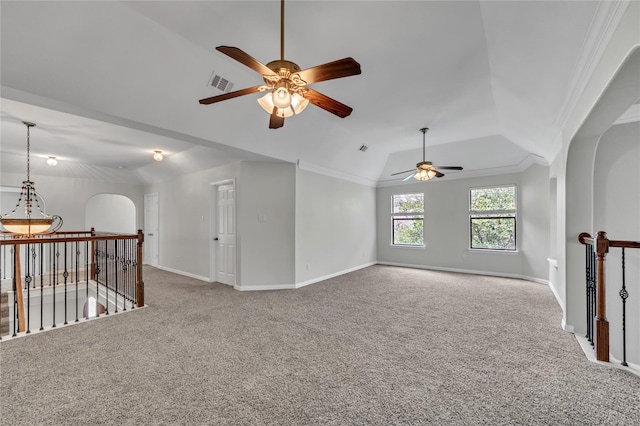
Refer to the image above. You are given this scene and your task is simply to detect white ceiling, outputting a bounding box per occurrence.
[0,1,622,185]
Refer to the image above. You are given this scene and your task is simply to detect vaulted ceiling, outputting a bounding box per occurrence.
[0,1,625,185]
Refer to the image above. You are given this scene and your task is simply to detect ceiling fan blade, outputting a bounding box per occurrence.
[269,107,285,129]
[216,46,276,76]
[294,58,361,85]
[433,166,463,170]
[402,173,416,182]
[304,89,353,118]
[391,169,416,176]
[435,171,445,178]
[199,85,263,105]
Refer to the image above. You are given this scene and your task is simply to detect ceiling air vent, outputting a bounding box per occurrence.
[208,72,234,93]
[359,144,368,152]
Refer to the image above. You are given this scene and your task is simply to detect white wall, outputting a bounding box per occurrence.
[238,161,296,289]
[145,162,241,281]
[377,164,550,282]
[85,193,136,233]
[144,160,297,288]
[295,169,377,284]
[593,121,640,365]
[558,1,640,333]
[0,171,144,231]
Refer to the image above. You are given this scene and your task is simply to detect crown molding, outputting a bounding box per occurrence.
[554,1,631,130]
[297,160,378,188]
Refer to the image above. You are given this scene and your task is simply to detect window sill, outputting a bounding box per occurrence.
[391,244,426,250]
[468,248,519,255]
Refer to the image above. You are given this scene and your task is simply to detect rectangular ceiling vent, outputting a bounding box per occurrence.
[208,72,234,93]
[359,144,368,152]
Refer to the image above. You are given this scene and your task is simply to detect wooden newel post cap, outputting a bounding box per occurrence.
[596,231,609,255]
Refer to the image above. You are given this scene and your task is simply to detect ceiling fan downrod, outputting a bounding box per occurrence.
[420,127,428,162]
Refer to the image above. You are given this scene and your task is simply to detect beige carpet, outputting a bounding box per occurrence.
[1,265,638,425]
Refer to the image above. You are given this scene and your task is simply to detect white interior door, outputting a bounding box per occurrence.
[215,183,236,285]
[144,193,159,267]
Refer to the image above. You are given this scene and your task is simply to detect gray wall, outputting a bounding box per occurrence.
[376,164,550,282]
[85,193,136,233]
[593,121,640,365]
[295,169,377,284]
[238,161,296,289]
[146,161,375,289]
[145,162,240,282]
[0,171,144,232]
[145,161,297,288]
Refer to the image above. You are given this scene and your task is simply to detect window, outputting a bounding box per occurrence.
[391,193,424,246]
[469,185,516,251]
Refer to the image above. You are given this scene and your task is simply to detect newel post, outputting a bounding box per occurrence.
[136,229,145,307]
[595,230,610,362]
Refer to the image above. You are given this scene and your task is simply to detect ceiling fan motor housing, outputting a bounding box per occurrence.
[263,60,308,97]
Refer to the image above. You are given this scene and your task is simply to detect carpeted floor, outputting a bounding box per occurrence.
[1,265,638,425]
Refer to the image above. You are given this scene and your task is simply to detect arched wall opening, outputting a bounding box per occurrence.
[565,47,640,343]
[85,193,136,234]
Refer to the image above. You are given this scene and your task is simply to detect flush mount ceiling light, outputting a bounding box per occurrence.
[198,0,361,129]
[47,156,57,166]
[0,122,62,236]
[153,150,164,161]
[391,128,464,181]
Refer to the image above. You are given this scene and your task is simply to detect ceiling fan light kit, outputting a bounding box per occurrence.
[199,0,361,129]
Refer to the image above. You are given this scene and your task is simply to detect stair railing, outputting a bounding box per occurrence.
[0,229,144,339]
[578,231,640,363]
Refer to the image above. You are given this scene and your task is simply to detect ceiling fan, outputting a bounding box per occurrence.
[391,128,463,181]
[198,0,361,129]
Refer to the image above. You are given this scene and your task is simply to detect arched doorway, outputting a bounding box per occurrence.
[85,193,136,234]
[564,48,640,352]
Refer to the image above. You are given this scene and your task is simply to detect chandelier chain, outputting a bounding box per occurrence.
[26,123,31,182]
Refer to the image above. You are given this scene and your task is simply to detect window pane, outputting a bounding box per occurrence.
[470,217,515,250]
[392,193,424,213]
[393,217,423,245]
[470,186,515,212]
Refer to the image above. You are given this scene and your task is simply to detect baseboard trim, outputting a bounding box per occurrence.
[376,261,548,285]
[575,335,640,378]
[562,319,574,333]
[547,281,565,311]
[235,262,377,291]
[295,262,377,289]
[234,283,296,291]
[157,266,209,282]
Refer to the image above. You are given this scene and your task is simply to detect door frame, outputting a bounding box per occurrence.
[143,192,159,267]
[209,179,237,285]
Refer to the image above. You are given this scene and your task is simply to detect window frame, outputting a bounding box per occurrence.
[468,184,517,252]
[391,192,425,247]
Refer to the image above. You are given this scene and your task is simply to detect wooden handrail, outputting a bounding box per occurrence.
[0,233,139,246]
[609,239,640,249]
[578,232,594,245]
[579,232,640,249]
